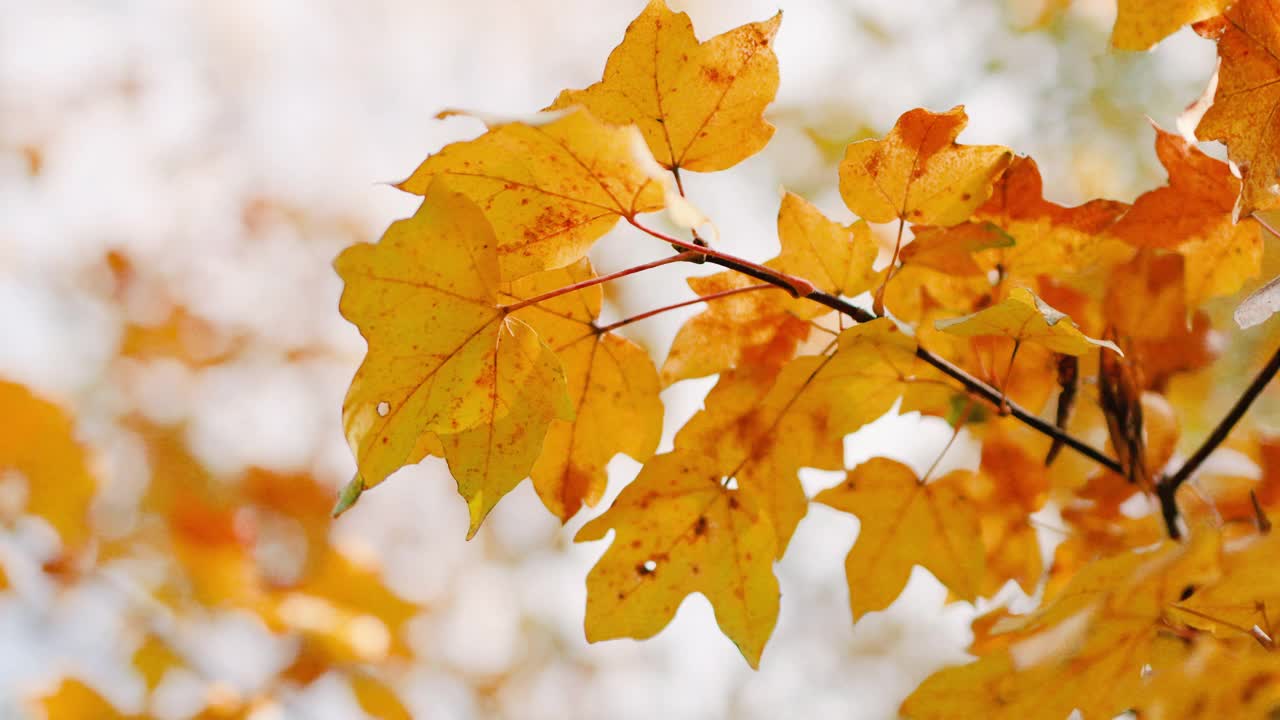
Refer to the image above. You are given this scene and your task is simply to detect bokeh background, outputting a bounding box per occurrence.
[0,0,1222,718]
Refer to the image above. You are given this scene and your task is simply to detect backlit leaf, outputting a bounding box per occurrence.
[1194,1,1280,214]
[660,271,808,385]
[551,0,781,173]
[396,109,666,278]
[816,457,984,620]
[335,181,571,525]
[1109,124,1262,308]
[1112,0,1231,51]
[769,191,882,300]
[575,450,780,667]
[506,261,664,522]
[838,106,1012,226]
[935,287,1122,356]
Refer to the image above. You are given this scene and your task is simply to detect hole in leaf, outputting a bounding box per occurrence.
[376,401,390,417]
[638,559,657,575]
[721,476,738,490]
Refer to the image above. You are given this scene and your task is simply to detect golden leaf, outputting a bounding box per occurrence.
[838,106,1012,226]
[1195,1,1280,214]
[506,261,664,522]
[816,457,983,620]
[1112,0,1231,51]
[335,181,571,529]
[575,450,779,668]
[935,287,1122,356]
[396,109,665,278]
[551,0,781,172]
[1109,124,1262,308]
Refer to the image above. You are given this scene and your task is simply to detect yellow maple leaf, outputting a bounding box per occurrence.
[769,191,883,303]
[671,320,948,557]
[1195,0,1280,214]
[575,450,780,668]
[935,287,1122,356]
[0,380,96,551]
[838,106,1012,226]
[1112,0,1231,51]
[816,458,982,620]
[926,156,1132,285]
[505,262,664,523]
[660,271,808,385]
[335,181,571,528]
[903,536,1221,720]
[673,366,822,557]
[396,109,666,279]
[965,431,1050,595]
[1109,124,1262,308]
[551,0,781,173]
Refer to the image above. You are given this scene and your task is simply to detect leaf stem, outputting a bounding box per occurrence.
[500,251,699,314]
[921,401,972,484]
[872,218,906,315]
[998,339,1022,416]
[1256,213,1280,241]
[1157,339,1280,539]
[595,283,777,334]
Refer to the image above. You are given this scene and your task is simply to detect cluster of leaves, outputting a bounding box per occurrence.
[328,0,1280,715]
[3,252,419,714]
[4,1,1279,718]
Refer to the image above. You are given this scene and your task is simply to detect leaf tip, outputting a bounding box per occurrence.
[331,474,366,518]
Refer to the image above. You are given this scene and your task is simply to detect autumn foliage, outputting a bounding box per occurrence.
[9,0,1280,717]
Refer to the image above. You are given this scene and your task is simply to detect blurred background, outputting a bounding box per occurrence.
[0,0,1223,718]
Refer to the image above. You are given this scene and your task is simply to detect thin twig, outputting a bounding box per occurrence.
[501,251,698,313]
[595,283,776,334]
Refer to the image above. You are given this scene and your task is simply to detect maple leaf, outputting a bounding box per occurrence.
[1109,124,1262,308]
[769,191,883,301]
[1112,0,1231,51]
[503,260,664,522]
[396,109,666,279]
[0,380,96,551]
[551,0,781,173]
[1194,0,1280,215]
[674,319,949,555]
[662,191,885,385]
[899,222,1014,276]
[816,457,984,620]
[965,431,1050,595]
[660,271,809,385]
[838,106,1012,227]
[923,156,1132,286]
[335,181,571,533]
[1170,531,1280,643]
[903,536,1221,720]
[575,450,780,668]
[935,287,1122,356]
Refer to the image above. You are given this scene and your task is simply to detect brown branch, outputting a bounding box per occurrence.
[1157,340,1280,539]
[695,252,1124,475]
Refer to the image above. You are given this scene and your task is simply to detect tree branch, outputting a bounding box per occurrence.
[698,253,1124,475]
[1157,340,1280,539]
